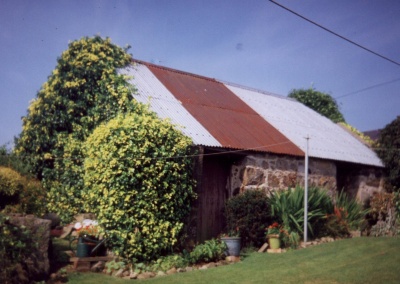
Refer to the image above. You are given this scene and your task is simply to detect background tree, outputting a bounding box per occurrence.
[288,88,346,123]
[376,116,400,191]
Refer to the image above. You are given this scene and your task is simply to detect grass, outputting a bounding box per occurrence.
[67,237,400,284]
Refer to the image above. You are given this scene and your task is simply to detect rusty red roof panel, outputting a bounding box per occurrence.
[144,62,304,157]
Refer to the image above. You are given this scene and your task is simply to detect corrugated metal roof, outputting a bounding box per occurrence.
[144,62,303,157]
[225,84,383,167]
[122,60,383,167]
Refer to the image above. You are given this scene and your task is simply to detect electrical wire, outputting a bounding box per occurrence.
[0,140,296,161]
[336,77,400,99]
[268,0,400,67]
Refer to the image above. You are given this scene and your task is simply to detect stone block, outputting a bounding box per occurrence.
[267,248,285,253]
[258,242,269,253]
[166,267,177,275]
[225,256,240,262]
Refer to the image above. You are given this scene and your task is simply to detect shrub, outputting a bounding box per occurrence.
[225,190,271,247]
[369,192,395,221]
[322,207,352,238]
[83,112,196,262]
[0,167,46,216]
[334,191,369,231]
[149,254,189,272]
[368,192,398,236]
[267,186,332,240]
[189,239,226,264]
[0,166,24,195]
[0,146,32,177]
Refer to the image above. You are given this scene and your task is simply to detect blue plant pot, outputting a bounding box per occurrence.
[221,237,241,256]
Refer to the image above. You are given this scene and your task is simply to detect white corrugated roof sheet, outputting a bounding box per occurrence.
[121,65,221,147]
[225,83,383,167]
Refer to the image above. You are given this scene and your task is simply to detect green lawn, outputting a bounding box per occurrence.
[68,237,400,284]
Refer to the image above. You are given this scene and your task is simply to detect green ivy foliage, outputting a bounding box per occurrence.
[288,88,345,123]
[83,112,196,261]
[15,36,143,222]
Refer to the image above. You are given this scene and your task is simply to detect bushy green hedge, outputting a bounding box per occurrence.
[225,190,271,247]
[83,112,196,261]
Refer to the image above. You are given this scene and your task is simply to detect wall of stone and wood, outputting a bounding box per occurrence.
[228,153,384,201]
[229,153,336,197]
[192,147,384,242]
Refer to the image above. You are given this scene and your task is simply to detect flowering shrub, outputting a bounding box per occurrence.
[83,113,196,262]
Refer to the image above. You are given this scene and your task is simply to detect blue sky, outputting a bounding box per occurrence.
[1,0,399,147]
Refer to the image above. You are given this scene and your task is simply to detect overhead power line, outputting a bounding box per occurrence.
[336,77,400,99]
[269,0,400,67]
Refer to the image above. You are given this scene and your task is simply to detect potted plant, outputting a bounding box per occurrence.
[220,228,241,257]
[75,219,99,239]
[266,222,282,249]
[72,219,101,257]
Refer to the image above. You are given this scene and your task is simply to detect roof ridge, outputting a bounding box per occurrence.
[132,59,220,83]
[132,59,297,103]
[221,80,296,102]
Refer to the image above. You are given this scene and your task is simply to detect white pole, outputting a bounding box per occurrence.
[304,136,309,245]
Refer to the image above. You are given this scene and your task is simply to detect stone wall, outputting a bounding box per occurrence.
[229,152,384,202]
[8,214,51,283]
[229,153,337,197]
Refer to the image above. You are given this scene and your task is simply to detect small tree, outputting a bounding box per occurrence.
[83,112,196,261]
[376,116,400,191]
[288,88,345,123]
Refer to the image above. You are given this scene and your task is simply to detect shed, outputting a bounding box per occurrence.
[122,60,384,241]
